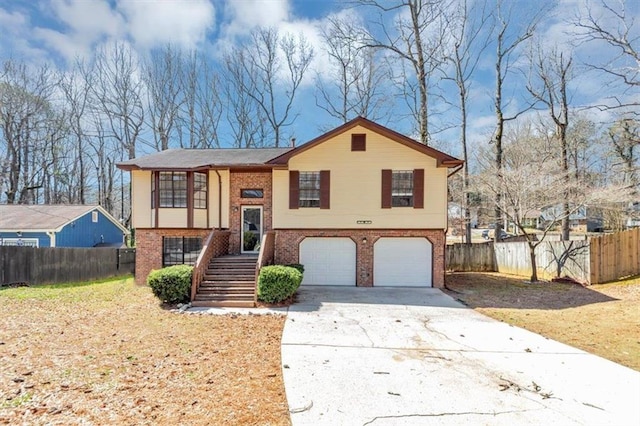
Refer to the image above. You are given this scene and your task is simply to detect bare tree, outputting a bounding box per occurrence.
[143,45,183,151]
[607,118,639,196]
[476,123,613,282]
[315,15,389,124]
[222,47,271,147]
[442,0,492,244]
[89,42,144,224]
[574,0,639,113]
[91,42,144,160]
[355,0,451,144]
[489,0,544,239]
[0,60,61,204]
[527,45,574,240]
[179,52,222,148]
[225,28,313,147]
[59,61,93,204]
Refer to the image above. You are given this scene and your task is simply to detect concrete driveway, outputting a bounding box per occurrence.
[281,287,640,425]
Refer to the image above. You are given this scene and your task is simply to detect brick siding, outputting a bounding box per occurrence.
[229,171,273,254]
[134,228,229,285]
[274,229,446,288]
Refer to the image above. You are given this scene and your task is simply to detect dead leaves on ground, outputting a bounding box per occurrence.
[0,279,290,425]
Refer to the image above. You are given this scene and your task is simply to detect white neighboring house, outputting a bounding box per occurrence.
[448,202,478,228]
[627,202,640,228]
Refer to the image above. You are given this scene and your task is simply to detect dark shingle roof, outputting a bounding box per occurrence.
[116,148,293,170]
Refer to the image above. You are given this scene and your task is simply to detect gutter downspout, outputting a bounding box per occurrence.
[214,170,222,230]
[47,231,56,248]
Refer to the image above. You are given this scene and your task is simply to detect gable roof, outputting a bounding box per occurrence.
[267,117,463,168]
[116,148,293,171]
[115,117,463,170]
[0,205,129,234]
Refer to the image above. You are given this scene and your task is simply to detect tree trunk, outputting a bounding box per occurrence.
[529,243,538,282]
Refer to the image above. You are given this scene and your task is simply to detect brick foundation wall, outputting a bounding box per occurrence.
[135,228,221,285]
[229,171,273,254]
[274,229,446,288]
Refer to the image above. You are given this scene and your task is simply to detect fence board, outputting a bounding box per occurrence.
[0,247,135,286]
[494,240,591,283]
[446,243,495,272]
[447,229,639,285]
[590,228,640,284]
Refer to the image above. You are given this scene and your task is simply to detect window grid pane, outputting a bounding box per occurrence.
[151,172,156,208]
[158,172,188,208]
[299,172,320,208]
[194,172,207,209]
[392,171,413,207]
[163,237,202,266]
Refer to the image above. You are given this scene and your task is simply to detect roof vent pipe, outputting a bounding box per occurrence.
[290,137,296,148]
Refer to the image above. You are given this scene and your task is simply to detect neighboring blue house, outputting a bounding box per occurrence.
[0,205,128,248]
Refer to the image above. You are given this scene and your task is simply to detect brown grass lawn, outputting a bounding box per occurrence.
[444,272,640,371]
[0,278,290,425]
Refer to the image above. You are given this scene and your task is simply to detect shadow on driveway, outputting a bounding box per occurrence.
[290,285,466,312]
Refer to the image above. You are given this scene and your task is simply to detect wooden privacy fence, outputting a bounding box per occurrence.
[590,228,640,284]
[446,243,495,272]
[493,240,591,284]
[447,229,640,285]
[0,247,135,286]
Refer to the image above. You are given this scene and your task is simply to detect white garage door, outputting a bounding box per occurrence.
[299,238,356,286]
[374,237,432,287]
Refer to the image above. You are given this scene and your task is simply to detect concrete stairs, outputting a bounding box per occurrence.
[191,255,258,308]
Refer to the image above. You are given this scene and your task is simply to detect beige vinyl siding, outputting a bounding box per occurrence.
[131,170,152,228]
[158,209,188,227]
[272,125,448,229]
[194,209,208,228]
[131,169,230,229]
[208,170,230,229]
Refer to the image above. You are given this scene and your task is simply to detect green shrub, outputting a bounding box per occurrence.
[285,263,304,274]
[243,231,258,251]
[257,265,303,304]
[147,265,193,304]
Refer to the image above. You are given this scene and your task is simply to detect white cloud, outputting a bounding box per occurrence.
[21,0,215,63]
[52,0,124,41]
[118,0,215,49]
[31,0,124,62]
[221,0,290,36]
[0,7,50,62]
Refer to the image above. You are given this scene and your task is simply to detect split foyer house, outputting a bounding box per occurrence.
[117,117,463,306]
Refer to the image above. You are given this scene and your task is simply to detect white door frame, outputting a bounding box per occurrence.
[241,205,263,254]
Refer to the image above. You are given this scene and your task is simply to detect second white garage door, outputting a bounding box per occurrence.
[299,237,356,286]
[374,237,432,287]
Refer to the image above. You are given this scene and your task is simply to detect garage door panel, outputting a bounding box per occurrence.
[374,237,432,287]
[300,238,356,286]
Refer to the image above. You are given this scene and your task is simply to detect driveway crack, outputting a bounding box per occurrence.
[362,409,540,425]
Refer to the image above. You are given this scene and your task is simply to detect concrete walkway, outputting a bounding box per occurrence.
[281,286,640,425]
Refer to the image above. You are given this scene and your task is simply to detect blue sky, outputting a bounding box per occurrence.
[0,0,638,157]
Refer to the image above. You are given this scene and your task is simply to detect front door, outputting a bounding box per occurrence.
[241,206,263,253]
